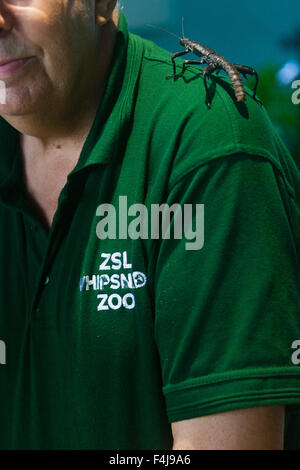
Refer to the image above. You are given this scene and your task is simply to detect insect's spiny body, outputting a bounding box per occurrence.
[181,38,246,102]
[182,40,214,56]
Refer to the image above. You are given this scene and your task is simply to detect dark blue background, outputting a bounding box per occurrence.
[122,0,300,67]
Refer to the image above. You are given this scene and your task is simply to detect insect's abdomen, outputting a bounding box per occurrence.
[189,42,246,102]
[220,57,245,102]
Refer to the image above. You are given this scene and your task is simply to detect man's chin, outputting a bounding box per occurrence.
[0,104,30,117]
[0,88,36,117]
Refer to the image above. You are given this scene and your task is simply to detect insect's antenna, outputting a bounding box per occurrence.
[146,24,181,41]
[182,17,185,38]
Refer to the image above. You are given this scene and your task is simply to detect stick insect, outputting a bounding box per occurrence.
[147,20,261,108]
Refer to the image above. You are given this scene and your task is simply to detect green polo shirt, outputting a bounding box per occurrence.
[0,12,300,450]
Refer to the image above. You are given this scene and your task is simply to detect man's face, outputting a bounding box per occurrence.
[0,0,102,116]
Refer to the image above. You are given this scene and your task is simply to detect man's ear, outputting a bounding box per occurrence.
[95,0,118,26]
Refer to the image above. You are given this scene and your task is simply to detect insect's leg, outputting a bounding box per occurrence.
[233,64,262,104]
[174,59,205,78]
[166,50,189,79]
[202,64,218,108]
[234,65,259,95]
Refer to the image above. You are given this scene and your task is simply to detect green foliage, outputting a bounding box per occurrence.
[256,64,300,168]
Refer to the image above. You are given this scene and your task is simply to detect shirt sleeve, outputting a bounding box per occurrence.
[153,152,300,423]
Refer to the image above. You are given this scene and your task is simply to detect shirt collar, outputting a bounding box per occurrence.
[69,10,142,174]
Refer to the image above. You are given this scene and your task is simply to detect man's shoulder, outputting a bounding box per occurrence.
[129,33,296,188]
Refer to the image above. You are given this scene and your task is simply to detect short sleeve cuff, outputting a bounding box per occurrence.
[163,367,300,422]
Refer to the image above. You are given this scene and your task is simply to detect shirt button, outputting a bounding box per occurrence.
[44,276,50,286]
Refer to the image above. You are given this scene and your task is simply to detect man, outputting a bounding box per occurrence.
[0,0,299,450]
